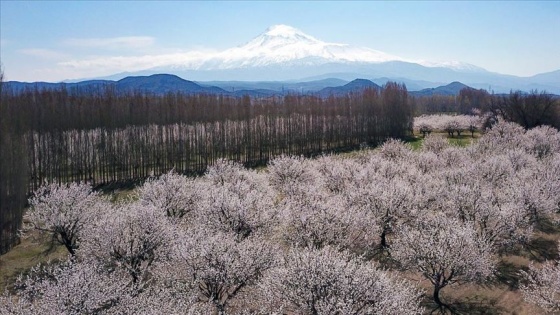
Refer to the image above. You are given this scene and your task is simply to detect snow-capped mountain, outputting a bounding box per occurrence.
[167,24,481,72]
[80,25,558,93]
[201,24,405,69]
[145,24,503,83]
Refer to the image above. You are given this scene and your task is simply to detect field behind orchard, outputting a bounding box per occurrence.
[2,119,560,314]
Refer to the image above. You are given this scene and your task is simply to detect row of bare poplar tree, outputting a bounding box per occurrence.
[0,81,412,253]
[0,71,28,253]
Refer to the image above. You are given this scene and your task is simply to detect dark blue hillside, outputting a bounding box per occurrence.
[4,74,228,95]
[316,79,381,97]
[410,81,472,96]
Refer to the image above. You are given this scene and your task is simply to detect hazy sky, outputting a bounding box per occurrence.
[1,1,559,82]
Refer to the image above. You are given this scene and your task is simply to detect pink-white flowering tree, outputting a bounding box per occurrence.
[137,170,200,219]
[473,120,526,155]
[379,138,412,161]
[106,282,205,315]
[522,125,560,159]
[439,166,533,251]
[10,260,127,314]
[391,213,494,310]
[346,176,417,250]
[278,189,378,253]
[267,155,317,196]
[195,171,277,241]
[414,114,482,133]
[7,260,205,315]
[169,230,276,314]
[0,292,30,315]
[418,122,433,138]
[509,167,559,226]
[258,246,424,315]
[521,243,560,313]
[204,159,250,186]
[82,203,175,290]
[421,134,449,154]
[313,155,360,194]
[26,182,106,256]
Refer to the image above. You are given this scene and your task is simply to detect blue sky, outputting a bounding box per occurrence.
[1,1,559,82]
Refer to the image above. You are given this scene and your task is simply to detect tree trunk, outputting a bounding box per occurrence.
[433,283,444,308]
[380,229,388,249]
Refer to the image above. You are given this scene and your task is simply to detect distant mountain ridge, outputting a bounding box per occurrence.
[410,81,472,96]
[5,74,227,96]
[316,79,381,97]
[5,74,556,98]
[116,74,227,94]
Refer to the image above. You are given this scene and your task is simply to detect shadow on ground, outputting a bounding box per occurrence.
[421,294,504,315]
[524,237,558,262]
[492,260,527,290]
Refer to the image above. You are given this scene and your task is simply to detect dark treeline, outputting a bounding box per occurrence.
[2,81,412,193]
[413,88,560,129]
[491,91,560,129]
[0,71,28,254]
[413,88,493,115]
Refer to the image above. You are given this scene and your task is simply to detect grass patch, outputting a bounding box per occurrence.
[0,231,67,292]
[405,136,424,150]
[406,132,480,150]
[447,135,477,147]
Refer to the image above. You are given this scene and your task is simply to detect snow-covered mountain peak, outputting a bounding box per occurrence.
[206,25,403,69]
[241,24,322,51]
[264,24,312,39]
[158,24,487,75]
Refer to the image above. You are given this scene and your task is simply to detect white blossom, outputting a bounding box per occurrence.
[26,182,106,256]
[259,247,424,314]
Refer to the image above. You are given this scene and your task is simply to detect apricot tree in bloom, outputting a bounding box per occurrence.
[196,169,277,241]
[278,189,377,252]
[137,170,200,219]
[421,134,449,154]
[169,230,276,314]
[439,166,533,251]
[391,213,494,310]
[267,155,317,196]
[379,138,412,161]
[523,125,560,159]
[259,246,424,315]
[313,155,360,194]
[9,260,127,314]
[6,259,205,315]
[414,114,481,132]
[204,159,248,184]
[82,203,175,290]
[345,175,418,250]
[521,243,560,313]
[26,182,106,256]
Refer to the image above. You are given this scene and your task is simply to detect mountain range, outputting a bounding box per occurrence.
[57,24,558,94]
[4,74,485,98]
